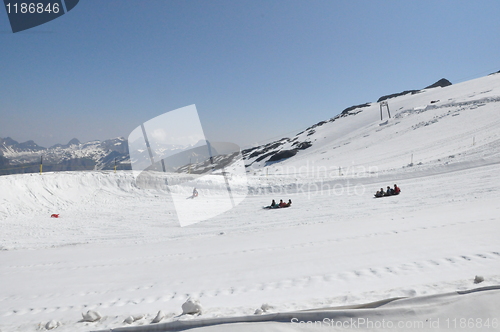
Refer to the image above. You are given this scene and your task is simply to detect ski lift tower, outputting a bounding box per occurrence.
[379,101,391,121]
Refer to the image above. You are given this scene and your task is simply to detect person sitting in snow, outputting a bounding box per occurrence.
[285,199,292,207]
[279,199,287,208]
[375,188,385,197]
[385,186,393,196]
[264,199,279,209]
[393,184,401,195]
[192,188,198,198]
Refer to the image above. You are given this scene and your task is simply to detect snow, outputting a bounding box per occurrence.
[247,74,500,174]
[82,311,102,323]
[181,299,203,315]
[1,74,500,331]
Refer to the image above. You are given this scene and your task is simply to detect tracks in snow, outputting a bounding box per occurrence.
[1,250,499,317]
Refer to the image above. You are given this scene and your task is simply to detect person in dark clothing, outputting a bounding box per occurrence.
[264,199,278,209]
[385,186,393,196]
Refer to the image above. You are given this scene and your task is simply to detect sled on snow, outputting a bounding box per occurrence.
[374,193,400,198]
[262,205,291,209]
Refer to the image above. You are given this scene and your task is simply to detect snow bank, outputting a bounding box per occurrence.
[181,299,203,315]
[94,287,500,332]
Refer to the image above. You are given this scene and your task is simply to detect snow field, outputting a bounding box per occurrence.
[1,73,500,331]
[1,160,499,331]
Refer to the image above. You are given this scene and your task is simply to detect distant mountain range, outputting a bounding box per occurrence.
[0,77,460,176]
[0,137,130,175]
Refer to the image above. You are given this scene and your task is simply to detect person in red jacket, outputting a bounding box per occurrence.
[393,184,401,195]
[279,199,287,208]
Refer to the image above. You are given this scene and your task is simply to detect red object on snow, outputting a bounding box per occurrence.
[51,214,60,218]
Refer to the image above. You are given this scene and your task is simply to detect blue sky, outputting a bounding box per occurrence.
[1,0,500,148]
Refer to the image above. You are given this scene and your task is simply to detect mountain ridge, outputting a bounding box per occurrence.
[0,136,130,175]
[3,74,499,177]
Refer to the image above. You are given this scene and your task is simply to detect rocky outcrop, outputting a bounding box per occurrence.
[424,78,452,89]
[378,78,452,102]
[268,149,298,162]
[377,90,420,103]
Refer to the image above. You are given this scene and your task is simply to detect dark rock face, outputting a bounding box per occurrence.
[377,90,420,103]
[268,149,298,162]
[244,137,313,166]
[255,151,276,163]
[242,138,290,164]
[377,78,452,103]
[247,141,283,159]
[341,103,371,115]
[293,141,312,150]
[424,78,452,89]
[244,101,371,166]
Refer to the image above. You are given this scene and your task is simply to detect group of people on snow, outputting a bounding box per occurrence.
[265,199,292,209]
[375,184,401,197]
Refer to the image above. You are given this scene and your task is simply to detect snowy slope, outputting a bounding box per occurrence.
[1,73,500,332]
[1,165,499,332]
[246,73,500,176]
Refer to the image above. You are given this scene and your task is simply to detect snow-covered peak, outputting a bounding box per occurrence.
[244,74,500,176]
